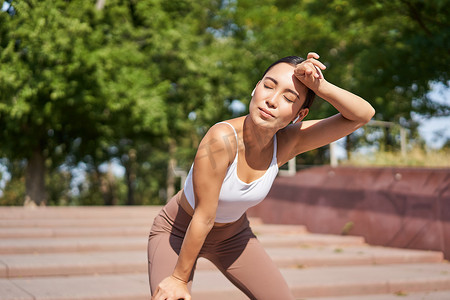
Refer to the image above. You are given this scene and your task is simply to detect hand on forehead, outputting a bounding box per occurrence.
[262,63,308,95]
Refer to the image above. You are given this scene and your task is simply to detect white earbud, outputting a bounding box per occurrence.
[292,115,300,124]
[251,88,256,97]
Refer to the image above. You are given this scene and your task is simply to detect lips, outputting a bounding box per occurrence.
[258,107,275,119]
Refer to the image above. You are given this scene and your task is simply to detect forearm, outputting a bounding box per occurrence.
[316,80,375,124]
[172,214,214,282]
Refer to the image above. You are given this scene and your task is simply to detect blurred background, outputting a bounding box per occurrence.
[0,0,449,207]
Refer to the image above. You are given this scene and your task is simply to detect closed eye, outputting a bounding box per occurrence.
[284,96,295,103]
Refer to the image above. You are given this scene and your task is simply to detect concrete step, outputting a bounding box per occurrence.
[257,232,365,247]
[0,218,156,229]
[1,263,450,300]
[0,232,365,254]
[0,251,148,278]
[311,290,450,300]
[0,206,163,220]
[0,245,443,278]
[191,263,450,299]
[0,226,152,238]
[260,245,443,268]
[1,206,448,300]
[0,273,149,300]
[0,222,304,238]
[0,237,146,254]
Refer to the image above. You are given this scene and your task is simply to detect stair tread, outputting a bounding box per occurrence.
[311,290,450,300]
[0,232,366,254]
[2,263,450,300]
[0,245,443,278]
[0,206,163,220]
[192,263,450,298]
[0,223,305,238]
[0,206,448,300]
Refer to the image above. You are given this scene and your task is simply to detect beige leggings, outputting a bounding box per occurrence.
[147,193,294,300]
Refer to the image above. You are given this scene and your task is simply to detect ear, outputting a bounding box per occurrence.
[292,108,309,124]
[251,81,261,97]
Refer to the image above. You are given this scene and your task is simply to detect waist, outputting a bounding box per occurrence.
[177,189,236,227]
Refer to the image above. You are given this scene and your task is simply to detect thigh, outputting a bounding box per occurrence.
[147,231,195,295]
[148,232,179,295]
[214,237,294,300]
[147,197,195,296]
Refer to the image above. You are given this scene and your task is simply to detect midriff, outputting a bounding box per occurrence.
[177,189,235,227]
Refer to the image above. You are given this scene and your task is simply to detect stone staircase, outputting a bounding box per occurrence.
[0,206,449,300]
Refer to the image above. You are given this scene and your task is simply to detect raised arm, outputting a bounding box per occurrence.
[152,124,232,300]
[288,53,375,156]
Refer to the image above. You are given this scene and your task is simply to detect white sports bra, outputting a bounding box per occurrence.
[183,122,279,223]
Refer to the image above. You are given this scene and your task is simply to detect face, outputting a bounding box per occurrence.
[249,63,309,130]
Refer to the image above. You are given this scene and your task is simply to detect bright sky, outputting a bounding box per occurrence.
[414,82,450,149]
[1,1,10,12]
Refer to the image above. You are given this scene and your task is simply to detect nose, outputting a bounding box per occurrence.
[265,93,278,109]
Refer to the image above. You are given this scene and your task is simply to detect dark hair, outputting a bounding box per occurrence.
[262,56,316,109]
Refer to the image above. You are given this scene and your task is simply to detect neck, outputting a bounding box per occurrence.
[242,115,276,152]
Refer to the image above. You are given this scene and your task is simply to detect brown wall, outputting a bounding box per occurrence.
[248,166,450,259]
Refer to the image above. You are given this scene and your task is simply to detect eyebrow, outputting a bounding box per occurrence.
[265,76,299,99]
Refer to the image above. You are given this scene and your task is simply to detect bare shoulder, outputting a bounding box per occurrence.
[195,118,244,168]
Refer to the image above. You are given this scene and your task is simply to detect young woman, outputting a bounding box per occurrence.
[148,52,375,300]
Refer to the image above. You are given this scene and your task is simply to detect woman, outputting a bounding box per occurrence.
[148,52,375,300]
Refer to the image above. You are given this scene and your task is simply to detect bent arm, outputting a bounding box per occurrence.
[289,53,375,156]
[171,124,231,282]
[316,81,375,125]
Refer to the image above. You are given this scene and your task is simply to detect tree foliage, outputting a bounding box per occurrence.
[231,0,449,155]
[0,0,448,205]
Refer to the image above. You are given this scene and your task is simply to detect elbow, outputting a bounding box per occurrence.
[350,106,375,128]
[357,104,375,125]
[192,211,216,230]
[363,106,376,124]
[203,217,216,229]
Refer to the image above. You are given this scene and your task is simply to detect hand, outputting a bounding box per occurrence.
[294,52,327,91]
[152,275,191,300]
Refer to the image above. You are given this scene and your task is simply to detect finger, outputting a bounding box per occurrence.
[294,66,304,76]
[315,66,324,79]
[295,63,315,78]
[304,66,314,76]
[307,52,320,59]
[308,58,327,70]
[152,292,160,300]
[151,287,159,300]
[153,289,164,300]
[302,63,322,79]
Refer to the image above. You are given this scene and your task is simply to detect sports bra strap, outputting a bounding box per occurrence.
[272,133,277,160]
[217,122,238,152]
[218,121,277,161]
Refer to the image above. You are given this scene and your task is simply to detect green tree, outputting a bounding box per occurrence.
[0,0,254,205]
[0,0,169,205]
[234,0,449,119]
[122,0,255,201]
[0,1,103,205]
[232,0,449,157]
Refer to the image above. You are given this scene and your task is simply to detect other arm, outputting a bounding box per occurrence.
[288,53,375,156]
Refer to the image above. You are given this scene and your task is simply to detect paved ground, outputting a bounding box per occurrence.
[0,206,449,300]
